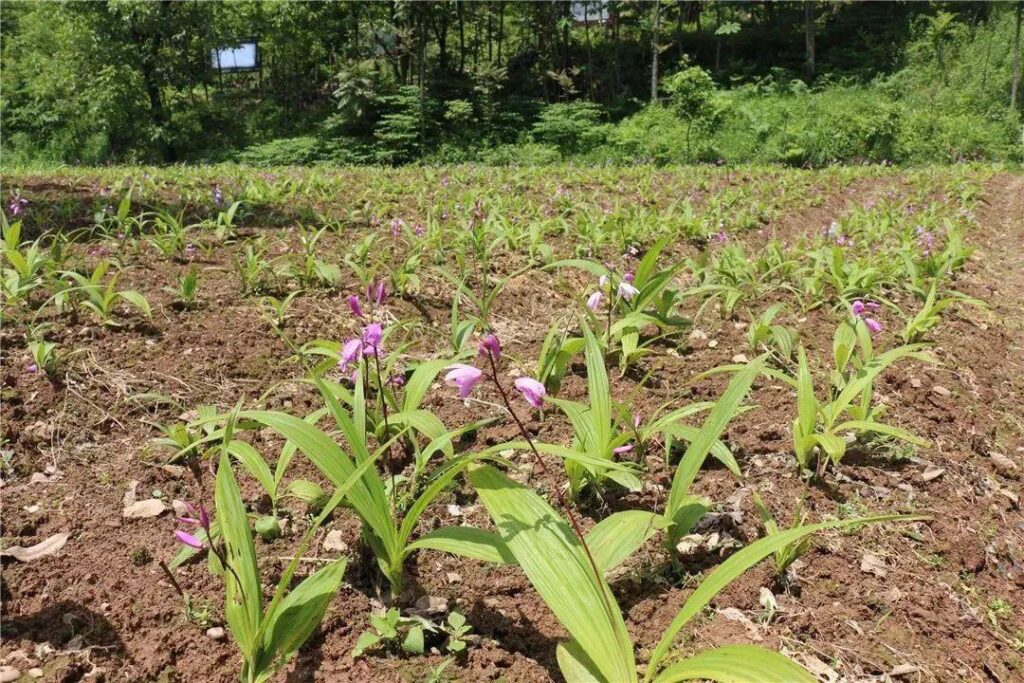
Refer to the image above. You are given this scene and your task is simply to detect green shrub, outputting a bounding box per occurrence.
[530,101,608,155]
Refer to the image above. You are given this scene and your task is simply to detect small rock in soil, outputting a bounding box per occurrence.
[890,664,921,677]
[122,499,167,519]
[931,385,951,397]
[921,465,945,482]
[675,534,704,555]
[731,353,749,363]
[860,553,888,578]
[28,668,43,679]
[990,452,1018,478]
[322,530,348,553]
[0,667,20,683]
[708,339,719,348]
[206,627,225,641]
[413,595,448,615]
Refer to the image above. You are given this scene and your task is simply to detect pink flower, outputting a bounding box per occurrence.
[444,364,483,398]
[367,280,387,306]
[348,295,364,318]
[711,230,729,245]
[613,444,634,454]
[390,218,405,237]
[599,275,609,288]
[623,272,635,283]
[618,281,639,300]
[633,414,642,430]
[339,338,363,371]
[478,334,501,362]
[514,377,546,409]
[174,502,210,549]
[586,291,602,312]
[26,363,38,374]
[413,223,425,237]
[362,323,383,351]
[852,300,883,334]
[174,530,203,549]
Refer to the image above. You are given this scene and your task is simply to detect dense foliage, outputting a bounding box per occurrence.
[1,1,1022,166]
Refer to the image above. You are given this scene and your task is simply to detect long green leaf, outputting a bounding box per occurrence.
[644,514,918,680]
[586,510,666,575]
[469,464,637,683]
[653,644,814,683]
[406,526,516,564]
[215,451,262,660]
[666,357,763,520]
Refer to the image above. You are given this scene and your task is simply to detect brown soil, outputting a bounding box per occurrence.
[1,169,1023,682]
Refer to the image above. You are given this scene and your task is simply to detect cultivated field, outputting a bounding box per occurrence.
[1,165,1023,682]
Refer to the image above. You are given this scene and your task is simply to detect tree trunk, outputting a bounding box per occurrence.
[497,1,506,65]
[804,1,816,81]
[1011,0,1022,109]
[457,1,466,72]
[651,0,661,102]
[714,4,721,73]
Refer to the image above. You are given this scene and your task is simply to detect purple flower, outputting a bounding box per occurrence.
[916,227,935,255]
[185,243,197,259]
[413,223,425,238]
[348,295,364,319]
[174,502,210,549]
[388,373,406,388]
[367,281,387,306]
[623,272,635,284]
[514,377,546,409]
[613,444,634,455]
[618,281,639,300]
[26,363,38,374]
[174,530,203,549]
[711,230,729,245]
[390,218,405,237]
[362,323,383,351]
[444,364,483,398]
[339,338,363,371]
[852,300,883,334]
[213,185,223,207]
[8,194,29,216]
[633,414,642,430]
[478,334,501,362]
[587,291,603,312]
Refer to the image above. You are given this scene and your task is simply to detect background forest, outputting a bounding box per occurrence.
[1,0,1022,167]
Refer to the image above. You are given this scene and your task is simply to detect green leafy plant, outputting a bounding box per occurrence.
[752,492,812,583]
[352,607,436,658]
[60,260,152,327]
[900,281,985,343]
[165,264,201,310]
[747,303,796,361]
[206,419,385,683]
[467,458,914,683]
[791,322,932,477]
[258,291,301,329]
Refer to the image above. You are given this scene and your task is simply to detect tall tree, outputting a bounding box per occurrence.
[651,0,661,101]
[804,1,816,81]
[1012,0,1022,109]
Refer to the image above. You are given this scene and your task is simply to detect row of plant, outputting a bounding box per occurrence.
[1,168,988,681]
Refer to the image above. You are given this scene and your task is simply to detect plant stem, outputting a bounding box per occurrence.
[371,346,397,520]
[483,350,617,624]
